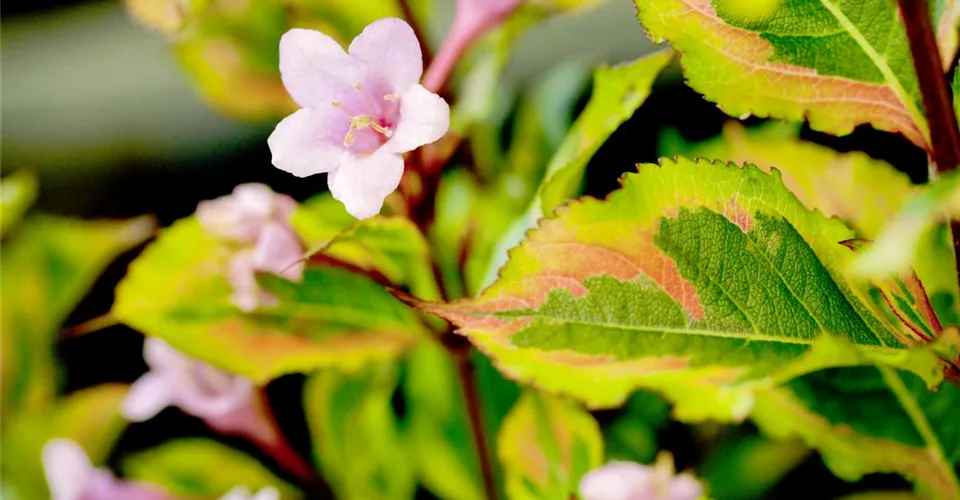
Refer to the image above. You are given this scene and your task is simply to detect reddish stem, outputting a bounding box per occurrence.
[897,0,960,379]
[208,392,325,492]
[447,335,499,500]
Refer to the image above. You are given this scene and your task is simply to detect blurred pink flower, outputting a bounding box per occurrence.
[268,18,450,219]
[579,457,704,500]
[197,183,304,311]
[197,183,297,244]
[123,339,315,482]
[220,486,280,500]
[122,337,254,423]
[42,439,170,500]
[421,0,524,92]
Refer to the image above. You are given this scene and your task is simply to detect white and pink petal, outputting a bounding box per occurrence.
[386,84,450,154]
[278,28,360,108]
[268,108,348,178]
[348,18,423,95]
[327,150,405,219]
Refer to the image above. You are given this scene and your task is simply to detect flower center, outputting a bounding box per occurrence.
[343,113,392,147]
[331,82,399,153]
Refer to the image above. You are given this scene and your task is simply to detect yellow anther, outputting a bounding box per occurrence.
[353,82,364,91]
[343,114,373,147]
[330,100,342,108]
[383,93,398,101]
[349,115,372,128]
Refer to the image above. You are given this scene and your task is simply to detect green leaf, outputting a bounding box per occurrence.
[1,214,155,416]
[0,170,38,238]
[841,239,946,346]
[634,0,936,150]
[481,50,674,288]
[602,391,670,464]
[497,391,603,500]
[851,169,960,282]
[2,384,130,498]
[409,158,940,418]
[936,2,960,70]
[452,62,592,297]
[113,216,427,383]
[953,68,959,120]
[123,439,301,499]
[304,364,415,500]
[400,343,485,500]
[660,121,960,327]
[752,366,960,499]
[294,194,441,300]
[701,430,810,500]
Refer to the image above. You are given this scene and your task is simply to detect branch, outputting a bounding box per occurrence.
[445,333,500,500]
[898,0,960,376]
[898,0,960,173]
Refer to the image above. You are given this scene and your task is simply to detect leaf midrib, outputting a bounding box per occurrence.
[817,0,928,139]
[493,313,904,355]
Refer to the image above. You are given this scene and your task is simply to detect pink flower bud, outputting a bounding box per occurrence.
[122,338,254,423]
[219,485,280,500]
[197,183,305,311]
[42,439,170,500]
[579,455,704,500]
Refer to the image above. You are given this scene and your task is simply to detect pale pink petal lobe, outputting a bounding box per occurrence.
[327,150,404,219]
[252,222,305,282]
[143,337,184,371]
[43,439,94,500]
[122,372,175,422]
[268,108,346,178]
[278,28,359,107]
[348,18,423,94]
[386,84,450,154]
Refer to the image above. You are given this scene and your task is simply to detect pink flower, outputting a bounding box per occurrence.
[421,0,524,92]
[197,183,305,311]
[122,338,254,423]
[268,18,450,219]
[220,486,280,500]
[579,458,704,500]
[42,439,170,500]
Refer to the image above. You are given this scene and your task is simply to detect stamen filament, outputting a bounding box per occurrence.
[371,122,392,137]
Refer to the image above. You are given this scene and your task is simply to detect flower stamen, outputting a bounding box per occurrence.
[371,122,393,137]
[383,93,398,101]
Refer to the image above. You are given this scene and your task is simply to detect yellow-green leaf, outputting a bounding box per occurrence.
[634,0,940,150]
[498,392,603,500]
[304,364,414,500]
[2,214,155,416]
[661,121,960,328]
[2,384,130,499]
[113,216,427,383]
[410,158,941,419]
[753,365,960,499]
[0,170,38,238]
[401,343,486,500]
[851,169,960,284]
[123,439,301,499]
[481,50,674,288]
